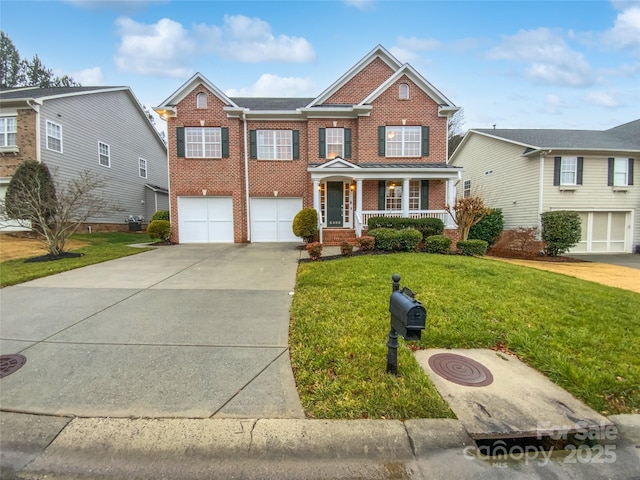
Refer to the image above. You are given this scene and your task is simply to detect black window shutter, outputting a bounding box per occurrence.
[318,128,326,158]
[378,180,386,209]
[176,127,185,158]
[344,128,351,158]
[420,180,429,210]
[607,158,614,186]
[292,130,300,160]
[221,127,229,158]
[629,158,634,186]
[421,126,430,156]
[577,157,583,185]
[249,130,257,159]
[378,126,386,156]
[553,157,561,186]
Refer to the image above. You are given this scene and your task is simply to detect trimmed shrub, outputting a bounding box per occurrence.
[541,211,582,256]
[456,239,488,256]
[340,241,354,256]
[366,216,444,240]
[293,208,318,243]
[357,235,375,251]
[424,235,452,254]
[306,241,323,260]
[369,228,422,252]
[151,210,170,222]
[468,208,503,246]
[147,220,171,241]
[490,228,544,258]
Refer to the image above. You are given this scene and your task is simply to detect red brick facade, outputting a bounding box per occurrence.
[0,109,37,178]
[161,47,459,243]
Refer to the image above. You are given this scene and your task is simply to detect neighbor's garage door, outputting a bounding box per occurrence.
[571,211,629,253]
[250,198,302,242]
[177,197,234,243]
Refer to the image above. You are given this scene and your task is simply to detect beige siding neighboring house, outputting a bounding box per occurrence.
[450,120,640,254]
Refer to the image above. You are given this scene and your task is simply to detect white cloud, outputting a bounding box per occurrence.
[194,15,315,63]
[602,6,640,53]
[114,17,195,77]
[487,28,595,87]
[390,36,441,63]
[72,67,106,85]
[584,90,622,107]
[225,74,316,97]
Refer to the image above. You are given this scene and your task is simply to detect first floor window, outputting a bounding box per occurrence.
[409,181,421,209]
[186,127,221,158]
[0,117,17,146]
[386,181,402,210]
[560,157,577,185]
[98,142,110,167]
[463,179,471,198]
[613,158,629,186]
[46,120,62,152]
[386,126,421,157]
[139,158,147,178]
[257,130,292,160]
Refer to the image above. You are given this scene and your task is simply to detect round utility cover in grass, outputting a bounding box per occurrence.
[428,353,493,387]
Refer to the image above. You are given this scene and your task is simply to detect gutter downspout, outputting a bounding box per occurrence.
[26,100,41,163]
[243,111,251,242]
[538,151,550,232]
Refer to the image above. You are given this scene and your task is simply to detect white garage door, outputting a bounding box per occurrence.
[571,211,629,253]
[251,198,302,242]
[177,197,234,243]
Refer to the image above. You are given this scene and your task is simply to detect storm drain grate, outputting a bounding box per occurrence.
[428,353,493,387]
[0,354,27,379]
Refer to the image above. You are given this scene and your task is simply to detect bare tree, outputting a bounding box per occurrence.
[3,165,121,256]
[445,195,490,241]
[448,109,465,158]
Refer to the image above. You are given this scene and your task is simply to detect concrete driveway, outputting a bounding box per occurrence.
[0,243,305,419]
[568,253,640,269]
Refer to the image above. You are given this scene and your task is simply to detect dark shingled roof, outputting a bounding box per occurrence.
[230,97,315,110]
[0,86,126,100]
[474,120,640,151]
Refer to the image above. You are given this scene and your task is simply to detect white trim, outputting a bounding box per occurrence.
[155,73,238,113]
[98,141,111,168]
[139,157,148,179]
[45,119,63,153]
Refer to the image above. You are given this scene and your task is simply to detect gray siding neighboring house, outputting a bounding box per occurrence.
[0,86,168,230]
[450,120,640,254]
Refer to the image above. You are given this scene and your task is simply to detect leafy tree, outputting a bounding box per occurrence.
[445,195,491,241]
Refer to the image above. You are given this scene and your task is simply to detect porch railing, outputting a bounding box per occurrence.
[361,210,450,228]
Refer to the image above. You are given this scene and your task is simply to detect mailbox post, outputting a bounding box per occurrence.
[387,274,427,376]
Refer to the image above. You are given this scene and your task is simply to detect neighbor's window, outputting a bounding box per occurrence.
[0,117,17,146]
[399,83,409,100]
[98,142,110,167]
[386,126,420,157]
[46,120,62,153]
[257,130,292,160]
[463,179,471,198]
[196,93,207,109]
[613,158,629,186]
[325,128,344,159]
[560,157,577,185]
[139,158,147,178]
[186,127,221,158]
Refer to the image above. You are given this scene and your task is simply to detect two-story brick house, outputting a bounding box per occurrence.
[154,45,461,244]
[0,86,168,231]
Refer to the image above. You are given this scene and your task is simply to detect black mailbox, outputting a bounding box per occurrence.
[389,290,426,341]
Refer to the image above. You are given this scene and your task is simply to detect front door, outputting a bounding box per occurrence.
[326,182,343,227]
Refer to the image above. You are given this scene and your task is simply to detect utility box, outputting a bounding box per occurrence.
[389,290,426,341]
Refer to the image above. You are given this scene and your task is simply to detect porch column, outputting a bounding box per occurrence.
[445,179,456,228]
[356,178,363,236]
[313,179,321,222]
[402,178,410,218]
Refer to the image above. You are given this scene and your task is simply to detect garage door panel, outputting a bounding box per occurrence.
[178,197,234,243]
[569,211,630,254]
[251,198,302,242]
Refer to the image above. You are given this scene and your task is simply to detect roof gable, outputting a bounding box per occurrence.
[314,157,361,169]
[155,72,238,112]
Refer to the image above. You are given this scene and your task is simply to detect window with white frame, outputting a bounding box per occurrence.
[463,180,471,198]
[98,142,110,167]
[326,128,344,159]
[139,158,147,178]
[560,157,577,185]
[386,126,420,157]
[409,181,421,210]
[385,181,402,210]
[196,93,207,108]
[613,158,629,186]
[186,127,221,158]
[399,83,409,100]
[0,117,17,147]
[46,120,62,152]
[257,130,292,160]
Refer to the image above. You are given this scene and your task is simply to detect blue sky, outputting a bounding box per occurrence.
[2,0,639,132]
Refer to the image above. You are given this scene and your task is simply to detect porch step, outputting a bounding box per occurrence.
[322,229,357,246]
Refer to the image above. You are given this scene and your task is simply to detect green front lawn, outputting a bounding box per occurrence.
[290,254,640,419]
[0,232,153,287]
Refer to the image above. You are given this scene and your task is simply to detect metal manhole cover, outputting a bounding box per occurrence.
[0,354,27,379]
[428,353,493,387]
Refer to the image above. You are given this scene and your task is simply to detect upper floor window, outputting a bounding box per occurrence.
[399,83,409,100]
[186,127,221,158]
[385,126,421,157]
[463,180,471,198]
[139,158,147,178]
[46,120,62,153]
[196,93,207,109]
[0,117,17,146]
[258,130,292,160]
[609,157,634,187]
[326,128,343,159]
[560,157,577,185]
[98,142,110,167]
